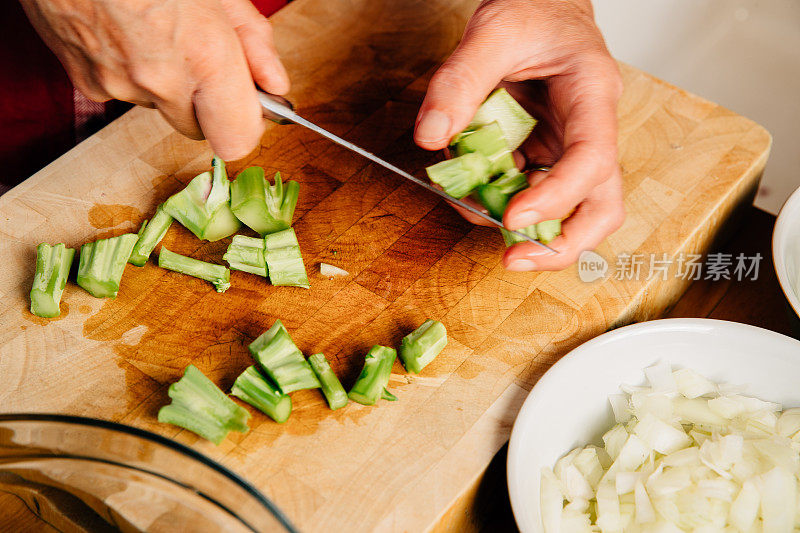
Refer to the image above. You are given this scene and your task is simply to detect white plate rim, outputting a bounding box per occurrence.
[772,183,800,317]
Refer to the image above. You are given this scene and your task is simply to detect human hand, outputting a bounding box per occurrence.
[20,0,290,161]
[414,0,625,271]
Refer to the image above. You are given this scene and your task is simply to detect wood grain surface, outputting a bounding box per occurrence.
[0,0,772,530]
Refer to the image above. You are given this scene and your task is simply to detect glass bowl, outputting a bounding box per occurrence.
[0,414,296,532]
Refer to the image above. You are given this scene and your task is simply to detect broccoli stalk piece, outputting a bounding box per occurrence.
[231,366,292,424]
[30,243,75,317]
[348,345,397,406]
[399,319,448,374]
[264,228,309,288]
[308,353,348,410]
[223,235,268,277]
[454,122,516,175]
[77,233,138,298]
[249,320,320,394]
[425,152,491,199]
[230,167,300,235]
[158,364,250,445]
[163,156,241,242]
[158,247,231,293]
[129,204,173,266]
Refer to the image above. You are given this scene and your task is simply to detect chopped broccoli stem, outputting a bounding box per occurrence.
[466,88,537,150]
[158,247,231,293]
[163,156,241,242]
[223,235,267,277]
[230,167,300,235]
[129,204,173,266]
[249,320,320,394]
[30,243,75,318]
[502,225,539,246]
[535,219,562,244]
[158,364,250,445]
[308,353,348,410]
[76,233,137,298]
[454,122,516,175]
[348,345,397,406]
[426,152,491,199]
[231,366,292,424]
[264,228,309,288]
[399,319,448,374]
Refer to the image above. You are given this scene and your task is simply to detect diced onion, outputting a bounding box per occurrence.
[539,363,800,532]
[319,263,349,277]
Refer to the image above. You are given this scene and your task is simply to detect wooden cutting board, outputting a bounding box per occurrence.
[0,0,771,530]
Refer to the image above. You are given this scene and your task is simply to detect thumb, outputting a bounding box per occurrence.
[414,26,515,150]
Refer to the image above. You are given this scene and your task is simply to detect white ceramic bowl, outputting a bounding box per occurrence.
[773,185,800,317]
[507,318,800,533]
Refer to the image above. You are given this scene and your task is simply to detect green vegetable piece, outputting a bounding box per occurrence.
[163,156,241,242]
[264,228,309,288]
[158,247,231,293]
[502,225,539,247]
[249,320,320,394]
[30,243,75,318]
[536,219,562,244]
[381,388,397,402]
[158,364,250,445]
[223,235,267,277]
[129,204,173,266]
[308,353,348,410]
[231,365,292,424]
[474,169,528,219]
[399,319,448,374]
[455,122,516,175]
[466,88,537,150]
[348,345,397,406]
[77,233,138,298]
[230,167,300,235]
[426,152,491,199]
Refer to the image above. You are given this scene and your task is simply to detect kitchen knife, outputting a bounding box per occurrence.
[258,91,557,253]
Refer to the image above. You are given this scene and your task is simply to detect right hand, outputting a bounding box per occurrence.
[20,0,290,161]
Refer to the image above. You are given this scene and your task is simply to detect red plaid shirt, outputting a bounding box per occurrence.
[0,0,288,190]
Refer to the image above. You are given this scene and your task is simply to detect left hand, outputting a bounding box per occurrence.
[414,0,625,271]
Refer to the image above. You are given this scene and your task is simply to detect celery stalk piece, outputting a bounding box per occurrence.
[348,345,397,406]
[30,243,76,318]
[129,204,173,266]
[536,219,562,244]
[264,228,309,288]
[230,167,300,235]
[158,247,231,293]
[223,235,267,277]
[308,353,348,410]
[454,122,516,175]
[249,320,320,394]
[76,233,138,298]
[426,152,491,199]
[163,156,241,242]
[231,365,292,423]
[158,364,250,445]
[399,319,448,374]
[466,88,537,150]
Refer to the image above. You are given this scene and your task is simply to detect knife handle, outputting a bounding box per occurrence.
[258,91,296,125]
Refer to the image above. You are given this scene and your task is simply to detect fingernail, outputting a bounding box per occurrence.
[415,110,451,143]
[506,209,541,230]
[507,259,538,271]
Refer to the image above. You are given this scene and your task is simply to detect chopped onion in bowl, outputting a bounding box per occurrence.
[540,364,800,532]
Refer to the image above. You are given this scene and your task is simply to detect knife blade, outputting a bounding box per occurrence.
[258,91,557,253]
